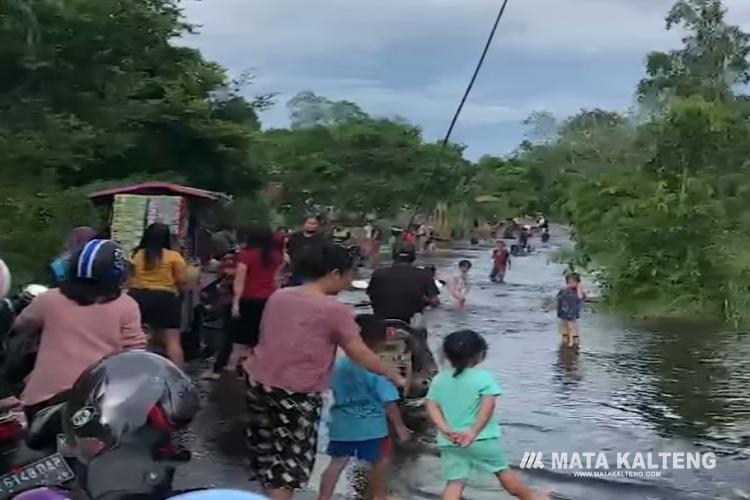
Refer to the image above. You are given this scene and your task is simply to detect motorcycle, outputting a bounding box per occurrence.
[184,276,225,361]
[0,288,193,499]
[379,319,437,400]
[0,403,182,499]
[1,285,50,398]
[0,284,77,498]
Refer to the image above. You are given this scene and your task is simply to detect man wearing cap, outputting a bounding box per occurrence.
[367,243,439,324]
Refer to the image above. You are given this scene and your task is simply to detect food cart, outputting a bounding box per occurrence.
[88,182,231,335]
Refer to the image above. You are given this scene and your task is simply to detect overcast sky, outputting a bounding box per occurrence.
[182,0,750,159]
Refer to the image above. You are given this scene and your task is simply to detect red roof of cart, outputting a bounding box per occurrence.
[88,182,230,201]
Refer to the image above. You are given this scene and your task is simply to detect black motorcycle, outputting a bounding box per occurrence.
[0,289,196,499]
[380,319,438,400]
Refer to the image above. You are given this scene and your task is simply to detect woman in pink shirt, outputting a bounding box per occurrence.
[14,240,147,417]
[244,243,404,500]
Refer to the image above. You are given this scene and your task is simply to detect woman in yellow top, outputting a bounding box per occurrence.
[129,223,187,367]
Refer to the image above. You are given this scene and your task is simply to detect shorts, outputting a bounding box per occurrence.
[129,289,181,330]
[245,377,322,490]
[559,319,580,338]
[235,299,267,347]
[489,267,506,282]
[440,439,509,481]
[327,437,393,464]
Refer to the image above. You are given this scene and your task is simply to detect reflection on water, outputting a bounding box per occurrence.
[176,233,750,500]
[555,345,582,389]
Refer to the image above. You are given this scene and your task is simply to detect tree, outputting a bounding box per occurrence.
[0,0,266,281]
[0,0,264,194]
[523,110,557,143]
[637,0,750,107]
[260,109,468,218]
[491,0,750,326]
[287,91,368,129]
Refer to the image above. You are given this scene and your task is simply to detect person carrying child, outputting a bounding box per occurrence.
[426,330,547,500]
[490,241,510,283]
[448,260,472,309]
[557,272,587,349]
[318,315,412,500]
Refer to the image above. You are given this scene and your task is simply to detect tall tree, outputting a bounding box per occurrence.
[0,0,263,194]
[287,91,368,129]
[637,0,750,107]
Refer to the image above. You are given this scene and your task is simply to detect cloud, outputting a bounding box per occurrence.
[181,0,750,156]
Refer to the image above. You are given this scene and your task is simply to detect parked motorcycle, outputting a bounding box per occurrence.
[184,275,225,361]
[0,350,200,499]
[1,285,50,398]
[0,284,73,498]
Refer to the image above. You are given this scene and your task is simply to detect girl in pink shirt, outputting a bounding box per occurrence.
[14,240,147,415]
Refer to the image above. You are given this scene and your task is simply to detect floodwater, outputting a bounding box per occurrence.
[176,230,750,499]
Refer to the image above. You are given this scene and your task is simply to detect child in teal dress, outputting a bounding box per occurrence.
[426,330,547,500]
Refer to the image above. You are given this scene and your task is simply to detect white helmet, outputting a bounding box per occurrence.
[0,258,10,300]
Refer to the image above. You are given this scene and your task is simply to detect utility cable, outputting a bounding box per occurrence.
[407,0,511,230]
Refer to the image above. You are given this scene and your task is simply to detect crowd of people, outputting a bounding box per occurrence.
[0,212,589,500]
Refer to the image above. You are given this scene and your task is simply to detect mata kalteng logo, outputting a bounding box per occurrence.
[520,451,717,477]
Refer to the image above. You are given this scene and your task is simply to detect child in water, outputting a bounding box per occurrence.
[557,273,587,349]
[426,330,547,500]
[448,260,472,309]
[319,315,411,500]
[490,241,511,283]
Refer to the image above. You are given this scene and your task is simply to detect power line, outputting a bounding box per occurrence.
[408,0,512,229]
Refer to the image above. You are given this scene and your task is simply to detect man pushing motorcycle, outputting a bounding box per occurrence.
[367,243,439,380]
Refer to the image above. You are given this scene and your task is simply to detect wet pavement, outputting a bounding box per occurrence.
[177,229,750,499]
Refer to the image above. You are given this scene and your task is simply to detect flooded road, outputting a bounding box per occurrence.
[177,232,750,499]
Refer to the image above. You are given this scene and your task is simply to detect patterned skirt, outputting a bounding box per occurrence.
[245,377,323,490]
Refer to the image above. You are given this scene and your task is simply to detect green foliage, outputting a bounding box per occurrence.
[637,0,750,108]
[0,0,263,193]
[261,100,470,218]
[4,0,750,332]
[0,0,266,281]
[0,182,101,285]
[287,91,368,130]
[507,0,750,326]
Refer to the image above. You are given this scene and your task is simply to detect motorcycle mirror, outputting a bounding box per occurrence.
[351,280,369,290]
[22,284,48,298]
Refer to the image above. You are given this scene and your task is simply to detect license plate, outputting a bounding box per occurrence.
[0,453,75,498]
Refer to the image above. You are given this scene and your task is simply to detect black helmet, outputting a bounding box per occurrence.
[71,239,128,286]
[62,351,200,463]
[392,243,416,263]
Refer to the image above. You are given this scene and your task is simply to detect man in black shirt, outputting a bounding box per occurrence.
[286,216,327,285]
[367,243,440,323]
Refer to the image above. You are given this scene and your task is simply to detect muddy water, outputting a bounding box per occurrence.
[177,234,750,499]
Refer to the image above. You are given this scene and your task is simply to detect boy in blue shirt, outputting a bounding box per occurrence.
[557,273,587,349]
[318,315,411,500]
